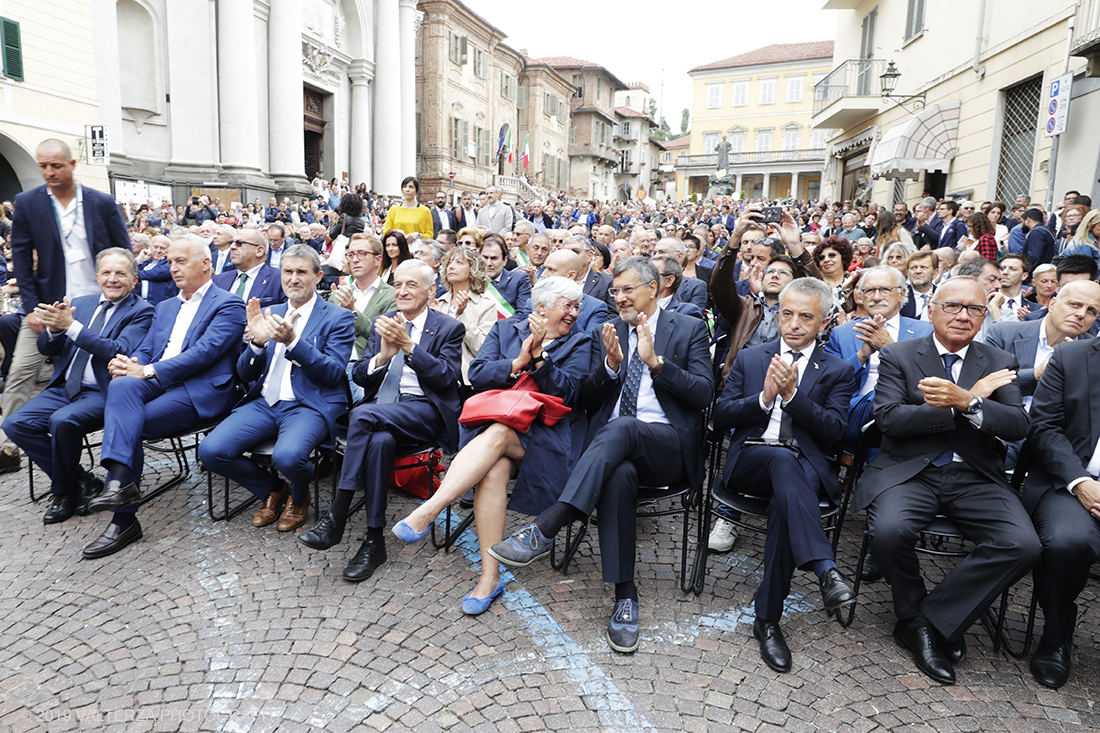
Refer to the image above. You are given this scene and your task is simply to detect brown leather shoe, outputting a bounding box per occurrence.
[252,483,290,527]
[277,496,309,532]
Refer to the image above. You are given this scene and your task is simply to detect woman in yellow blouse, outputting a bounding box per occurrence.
[383,176,433,241]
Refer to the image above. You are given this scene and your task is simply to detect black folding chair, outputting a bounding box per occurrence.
[204,438,328,522]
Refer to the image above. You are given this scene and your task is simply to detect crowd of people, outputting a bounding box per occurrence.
[8,136,1100,692]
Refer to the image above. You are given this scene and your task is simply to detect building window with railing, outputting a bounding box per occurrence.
[703,132,719,154]
[729,130,745,153]
[782,126,800,150]
[755,129,773,152]
[811,127,828,149]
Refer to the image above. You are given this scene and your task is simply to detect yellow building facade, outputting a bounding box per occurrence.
[677,41,834,202]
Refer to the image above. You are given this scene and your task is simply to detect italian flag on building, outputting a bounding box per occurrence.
[486,282,515,320]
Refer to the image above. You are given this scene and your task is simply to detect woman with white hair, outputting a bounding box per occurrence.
[392,276,592,615]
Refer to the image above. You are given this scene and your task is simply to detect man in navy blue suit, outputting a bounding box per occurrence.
[525,250,608,336]
[490,257,713,654]
[6,248,154,523]
[199,245,354,533]
[82,235,247,558]
[1022,208,1058,269]
[714,277,857,672]
[480,235,531,315]
[136,234,176,305]
[651,256,703,319]
[0,139,131,473]
[298,260,465,583]
[212,228,285,307]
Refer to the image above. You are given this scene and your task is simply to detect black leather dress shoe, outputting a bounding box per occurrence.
[753,619,792,673]
[298,512,346,550]
[43,492,78,524]
[82,519,143,559]
[76,473,103,516]
[943,635,966,665]
[819,568,857,610]
[0,448,19,474]
[893,619,955,684]
[1031,640,1072,688]
[344,537,387,583]
[860,549,883,582]
[86,480,141,513]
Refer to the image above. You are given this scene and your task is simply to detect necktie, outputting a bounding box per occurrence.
[932,353,961,466]
[778,351,804,443]
[264,309,299,406]
[920,293,929,319]
[235,272,249,297]
[618,331,646,418]
[377,322,414,404]
[66,302,114,398]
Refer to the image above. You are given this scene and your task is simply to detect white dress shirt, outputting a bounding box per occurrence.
[1000,292,1022,322]
[46,298,119,386]
[162,280,214,361]
[759,343,814,441]
[857,315,900,397]
[608,308,669,425]
[352,278,379,314]
[256,293,317,403]
[911,285,934,321]
[48,183,98,300]
[931,336,984,462]
[1022,317,1055,412]
[367,308,429,397]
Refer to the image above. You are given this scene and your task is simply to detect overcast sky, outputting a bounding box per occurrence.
[462,0,839,134]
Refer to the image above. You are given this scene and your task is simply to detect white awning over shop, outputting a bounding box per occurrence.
[869,101,960,179]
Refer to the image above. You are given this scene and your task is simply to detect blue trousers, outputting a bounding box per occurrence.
[726,445,833,622]
[198,400,328,504]
[100,376,202,514]
[5,385,103,494]
[338,396,443,528]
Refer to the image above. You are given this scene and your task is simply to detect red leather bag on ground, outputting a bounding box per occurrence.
[389,449,445,499]
[458,372,571,432]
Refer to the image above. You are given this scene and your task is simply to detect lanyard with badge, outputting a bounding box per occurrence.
[51,183,86,265]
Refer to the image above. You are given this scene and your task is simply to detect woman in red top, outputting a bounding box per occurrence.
[967,212,998,259]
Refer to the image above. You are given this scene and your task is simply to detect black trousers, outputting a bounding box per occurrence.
[558,418,685,584]
[1031,488,1100,647]
[866,463,1041,640]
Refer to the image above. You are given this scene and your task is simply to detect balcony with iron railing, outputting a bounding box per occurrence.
[675,148,827,171]
[1072,0,1100,75]
[812,58,887,129]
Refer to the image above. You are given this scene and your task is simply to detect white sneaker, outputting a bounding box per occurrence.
[708,517,738,553]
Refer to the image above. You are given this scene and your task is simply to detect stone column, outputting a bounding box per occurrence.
[268,0,307,192]
[762,172,771,200]
[373,0,401,195]
[790,171,799,200]
[398,0,418,177]
[217,0,260,174]
[349,60,375,191]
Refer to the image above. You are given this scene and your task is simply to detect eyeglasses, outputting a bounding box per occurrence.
[861,286,901,295]
[348,250,380,260]
[228,239,258,248]
[933,300,988,318]
[608,282,655,297]
[762,268,794,278]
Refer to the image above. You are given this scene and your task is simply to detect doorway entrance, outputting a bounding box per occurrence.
[304,88,327,181]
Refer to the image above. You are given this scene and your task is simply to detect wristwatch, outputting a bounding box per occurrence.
[650,355,665,375]
[143,364,157,381]
[962,395,982,415]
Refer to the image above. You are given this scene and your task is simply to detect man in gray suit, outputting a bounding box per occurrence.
[855,277,1041,685]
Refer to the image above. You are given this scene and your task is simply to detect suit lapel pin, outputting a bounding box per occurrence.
[814,362,819,369]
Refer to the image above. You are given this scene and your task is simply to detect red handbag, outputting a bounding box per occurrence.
[389,448,445,500]
[459,372,571,432]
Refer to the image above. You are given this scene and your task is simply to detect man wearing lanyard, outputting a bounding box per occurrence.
[3,139,130,472]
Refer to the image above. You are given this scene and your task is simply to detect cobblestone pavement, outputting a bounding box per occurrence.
[0,437,1098,733]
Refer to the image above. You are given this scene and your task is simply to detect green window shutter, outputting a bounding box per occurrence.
[1,18,22,82]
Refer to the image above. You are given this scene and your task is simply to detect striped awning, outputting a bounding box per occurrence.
[869,101,961,180]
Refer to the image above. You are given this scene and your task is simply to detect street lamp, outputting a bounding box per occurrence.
[880,61,926,113]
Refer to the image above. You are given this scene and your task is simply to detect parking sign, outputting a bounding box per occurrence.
[1044,73,1072,138]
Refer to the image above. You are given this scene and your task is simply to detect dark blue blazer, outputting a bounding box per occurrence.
[38,291,155,394]
[132,283,247,420]
[467,315,592,514]
[580,308,714,491]
[138,258,176,305]
[581,267,614,311]
[665,294,703,320]
[11,184,131,312]
[209,243,237,274]
[213,264,286,307]
[576,293,609,337]
[937,218,966,249]
[490,267,532,314]
[713,340,856,503]
[236,297,354,446]
[1024,225,1058,268]
[678,276,708,311]
[824,315,932,406]
[353,308,465,452]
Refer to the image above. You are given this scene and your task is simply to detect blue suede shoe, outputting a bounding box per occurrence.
[392,518,431,544]
[607,599,640,653]
[461,577,506,615]
[487,522,553,566]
